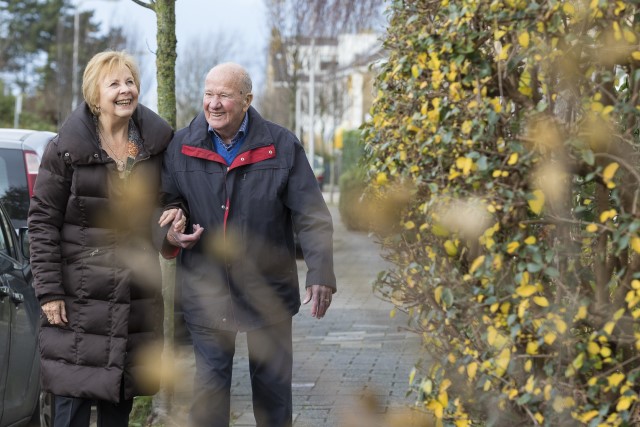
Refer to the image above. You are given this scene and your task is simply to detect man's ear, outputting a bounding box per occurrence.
[243,93,254,111]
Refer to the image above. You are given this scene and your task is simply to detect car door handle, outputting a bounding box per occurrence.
[0,284,9,301]
[11,291,24,306]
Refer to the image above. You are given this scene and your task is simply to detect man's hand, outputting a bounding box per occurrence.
[42,300,67,325]
[165,209,204,249]
[302,285,333,319]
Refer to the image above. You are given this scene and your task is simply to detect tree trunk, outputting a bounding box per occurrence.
[153,1,177,422]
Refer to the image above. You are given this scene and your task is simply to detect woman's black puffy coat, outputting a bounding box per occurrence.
[28,103,173,402]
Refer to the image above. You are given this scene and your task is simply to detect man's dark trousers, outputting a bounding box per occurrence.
[187,318,293,427]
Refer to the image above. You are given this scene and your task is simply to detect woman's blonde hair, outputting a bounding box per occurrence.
[82,50,141,116]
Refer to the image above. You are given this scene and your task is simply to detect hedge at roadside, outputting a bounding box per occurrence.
[363,1,640,426]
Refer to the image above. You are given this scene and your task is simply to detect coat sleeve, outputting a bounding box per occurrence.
[27,137,72,304]
[155,137,187,258]
[284,137,337,291]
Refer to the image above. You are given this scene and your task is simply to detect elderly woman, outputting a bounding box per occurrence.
[27,50,173,427]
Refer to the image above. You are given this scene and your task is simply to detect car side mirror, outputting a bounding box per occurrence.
[18,227,29,260]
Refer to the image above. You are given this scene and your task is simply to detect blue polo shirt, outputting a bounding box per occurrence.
[208,113,249,165]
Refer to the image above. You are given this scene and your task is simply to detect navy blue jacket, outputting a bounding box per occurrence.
[161,106,336,331]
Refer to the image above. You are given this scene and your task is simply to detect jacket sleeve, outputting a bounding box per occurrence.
[156,137,187,259]
[27,137,72,304]
[284,137,337,291]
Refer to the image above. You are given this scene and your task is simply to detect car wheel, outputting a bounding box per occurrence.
[39,391,54,427]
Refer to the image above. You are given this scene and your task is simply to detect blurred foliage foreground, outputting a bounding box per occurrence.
[362,0,640,426]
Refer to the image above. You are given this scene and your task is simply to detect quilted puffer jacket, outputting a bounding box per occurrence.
[28,102,172,402]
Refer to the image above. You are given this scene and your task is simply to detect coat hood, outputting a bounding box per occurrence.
[57,102,173,165]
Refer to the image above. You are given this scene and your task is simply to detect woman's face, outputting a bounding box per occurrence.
[97,65,139,121]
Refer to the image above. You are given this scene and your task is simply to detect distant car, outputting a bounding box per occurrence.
[0,129,56,229]
[0,200,47,427]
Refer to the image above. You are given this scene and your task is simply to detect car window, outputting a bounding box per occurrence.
[0,205,15,259]
[0,149,28,228]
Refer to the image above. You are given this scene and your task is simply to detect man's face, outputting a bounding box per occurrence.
[202,68,252,141]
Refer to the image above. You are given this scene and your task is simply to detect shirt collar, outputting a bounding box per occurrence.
[208,112,249,145]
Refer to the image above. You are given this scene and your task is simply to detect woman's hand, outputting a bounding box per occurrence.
[159,208,185,230]
[42,300,67,325]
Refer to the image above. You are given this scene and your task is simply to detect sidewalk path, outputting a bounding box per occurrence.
[170,194,424,426]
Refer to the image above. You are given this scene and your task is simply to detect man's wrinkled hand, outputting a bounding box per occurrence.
[166,209,204,249]
[302,285,333,319]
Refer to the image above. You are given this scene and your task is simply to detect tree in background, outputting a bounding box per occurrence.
[128,1,176,424]
[175,32,240,128]
[130,0,176,129]
[0,0,127,129]
[364,0,640,425]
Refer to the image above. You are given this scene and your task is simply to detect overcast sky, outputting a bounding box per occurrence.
[86,0,269,109]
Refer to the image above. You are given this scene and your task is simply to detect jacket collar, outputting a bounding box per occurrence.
[57,102,173,165]
[186,106,274,152]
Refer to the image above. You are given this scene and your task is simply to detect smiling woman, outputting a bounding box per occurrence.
[27,50,173,427]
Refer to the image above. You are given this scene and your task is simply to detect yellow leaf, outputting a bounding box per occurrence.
[507,241,520,254]
[544,384,552,401]
[435,286,443,305]
[586,223,598,233]
[376,172,388,186]
[533,296,549,307]
[495,348,510,377]
[544,332,557,345]
[404,221,415,230]
[574,305,588,321]
[507,152,518,165]
[603,321,615,336]
[579,410,599,423]
[528,190,545,214]
[599,209,617,223]
[526,341,539,355]
[614,308,625,320]
[633,51,640,61]
[524,236,536,245]
[444,240,458,257]
[470,256,485,274]
[608,372,625,388]
[602,162,619,188]
[467,362,478,380]
[562,3,575,15]
[600,346,611,358]
[516,285,537,298]
[461,120,473,135]
[518,32,530,48]
[587,341,600,355]
[438,390,449,408]
[422,379,433,394]
[426,400,444,419]
[631,237,640,253]
[617,395,635,411]
[411,64,420,78]
[572,353,584,369]
[409,368,416,385]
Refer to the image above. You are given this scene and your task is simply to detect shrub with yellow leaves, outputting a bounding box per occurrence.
[363,0,640,425]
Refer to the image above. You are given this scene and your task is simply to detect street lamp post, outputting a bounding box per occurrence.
[71,0,118,111]
[307,38,315,172]
[71,4,81,111]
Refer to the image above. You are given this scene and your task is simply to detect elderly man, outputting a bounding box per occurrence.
[159,62,336,427]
